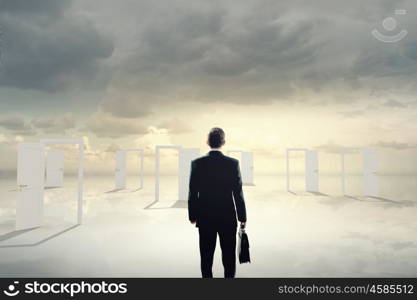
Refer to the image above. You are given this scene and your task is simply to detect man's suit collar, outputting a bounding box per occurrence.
[208,150,224,156]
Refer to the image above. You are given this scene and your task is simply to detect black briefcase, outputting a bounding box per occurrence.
[238,227,251,264]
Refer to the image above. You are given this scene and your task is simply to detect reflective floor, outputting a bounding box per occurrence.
[0,174,416,277]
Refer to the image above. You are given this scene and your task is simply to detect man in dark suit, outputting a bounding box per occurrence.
[188,127,247,278]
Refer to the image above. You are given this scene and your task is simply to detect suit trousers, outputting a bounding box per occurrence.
[198,224,237,278]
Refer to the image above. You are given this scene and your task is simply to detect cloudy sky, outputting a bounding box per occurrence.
[0,0,416,175]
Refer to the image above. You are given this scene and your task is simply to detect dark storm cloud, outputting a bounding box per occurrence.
[92,0,417,118]
[0,0,71,14]
[31,113,76,134]
[1,0,417,118]
[108,1,320,104]
[0,113,76,135]
[84,112,148,138]
[0,0,113,92]
[0,116,26,130]
[0,115,36,135]
[99,97,152,119]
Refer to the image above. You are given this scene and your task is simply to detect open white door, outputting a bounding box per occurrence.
[16,143,45,230]
[241,152,254,185]
[305,150,319,192]
[113,149,144,191]
[155,145,182,202]
[363,149,378,197]
[45,151,64,188]
[286,148,320,193]
[227,150,255,186]
[115,151,127,189]
[178,148,200,201]
[340,147,379,197]
[40,138,84,225]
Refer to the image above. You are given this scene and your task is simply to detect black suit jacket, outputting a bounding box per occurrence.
[188,150,247,228]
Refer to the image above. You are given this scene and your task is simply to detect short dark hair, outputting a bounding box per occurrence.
[208,127,225,148]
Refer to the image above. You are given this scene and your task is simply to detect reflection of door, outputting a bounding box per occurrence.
[241,152,254,185]
[305,150,319,192]
[178,148,200,200]
[46,151,64,187]
[16,143,45,230]
[115,151,127,189]
[363,149,378,197]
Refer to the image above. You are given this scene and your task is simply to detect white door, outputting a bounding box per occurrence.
[45,151,64,187]
[16,143,45,230]
[241,152,254,185]
[178,148,200,201]
[363,149,378,197]
[115,151,127,189]
[305,150,319,192]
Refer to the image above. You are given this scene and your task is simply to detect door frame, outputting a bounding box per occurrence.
[226,150,255,185]
[340,147,379,197]
[178,148,200,201]
[40,139,84,225]
[155,145,182,202]
[286,148,319,193]
[45,150,65,188]
[155,146,200,202]
[114,149,144,190]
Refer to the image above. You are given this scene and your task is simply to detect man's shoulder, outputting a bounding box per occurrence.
[192,154,238,164]
[192,155,208,165]
[223,155,239,164]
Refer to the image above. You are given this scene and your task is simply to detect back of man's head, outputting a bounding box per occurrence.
[208,127,225,149]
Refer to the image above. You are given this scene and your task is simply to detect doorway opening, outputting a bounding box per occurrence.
[16,139,84,231]
[286,148,319,193]
[226,150,255,186]
[114,149,144,192]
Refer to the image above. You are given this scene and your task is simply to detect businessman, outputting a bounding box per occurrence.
[188,127,247,278]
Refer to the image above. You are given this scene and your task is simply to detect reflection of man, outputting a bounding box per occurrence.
[188,127,247,278]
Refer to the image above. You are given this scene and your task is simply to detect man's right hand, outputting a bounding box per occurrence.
[240,222,246,228]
